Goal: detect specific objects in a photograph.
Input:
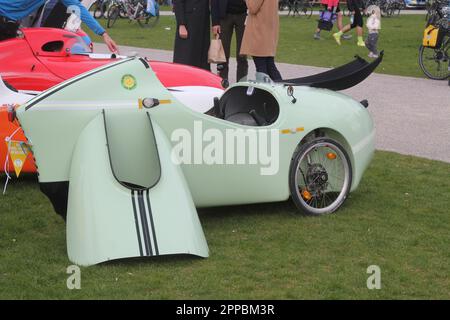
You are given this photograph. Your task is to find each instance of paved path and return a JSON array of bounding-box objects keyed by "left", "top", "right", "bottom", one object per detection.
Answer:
[{"left": 96, "top": 44, "right": 450, "bottom": 163}]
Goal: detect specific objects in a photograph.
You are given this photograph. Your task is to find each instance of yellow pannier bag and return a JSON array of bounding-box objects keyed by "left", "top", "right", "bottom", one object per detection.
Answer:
[{"left": 423, "top": 25, "right": 442, "bottom": 48}]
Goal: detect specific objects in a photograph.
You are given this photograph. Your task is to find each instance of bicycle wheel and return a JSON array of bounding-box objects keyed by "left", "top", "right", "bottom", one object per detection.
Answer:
[
  {"left": 136, "top": 9, "right": 160, "bottom": 28},
  {"left": 93, "top": 1, "right": 105, "bottom": 19},
  {"left": 289, "top": 138, "right": 352, "bottom": 216},
  {"left": 300, "top": 2, "right": 313, "bottom": 18},
  {"left": 342, "top": 7, "right": 350, "bottom": 17},
  {"left": 107, "top": 5, "right": 119, "bottom": 28},
  {"left": 418, "top": 37, "right": 450, "bottom": 80}
]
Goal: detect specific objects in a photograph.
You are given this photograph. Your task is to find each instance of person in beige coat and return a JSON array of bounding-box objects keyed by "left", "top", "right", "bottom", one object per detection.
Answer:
[{"left": 240, "top": 0, "right": 282, "bottom": 80}]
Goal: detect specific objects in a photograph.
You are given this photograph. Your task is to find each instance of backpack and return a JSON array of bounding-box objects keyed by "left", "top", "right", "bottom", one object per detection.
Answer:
[{"left": 318, "top": 10, "right": 336, "bottom": 31}]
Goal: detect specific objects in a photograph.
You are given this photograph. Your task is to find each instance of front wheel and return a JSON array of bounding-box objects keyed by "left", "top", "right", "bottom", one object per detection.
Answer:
[{"left": 289, "top": 138, "right": 353, "bottom": 216}]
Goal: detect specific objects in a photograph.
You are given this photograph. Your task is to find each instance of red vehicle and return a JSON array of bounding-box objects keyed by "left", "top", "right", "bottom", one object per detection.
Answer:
[
  {"left": 0, "top": 28, "right": 223, "bottom": 93},
  {"left": 0, "top": 28, "right": 224, "bottom": 175}
]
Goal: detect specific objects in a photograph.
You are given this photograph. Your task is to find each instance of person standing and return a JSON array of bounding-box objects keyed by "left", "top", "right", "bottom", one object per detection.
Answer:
[
  {"left": 332, "top": 0, "right": 365, "bottom": 47},
  {"left": 0, "top": 0, "right": 118, "bottom": 52},
  {"left": 240, "top": 0, "right": 281, "bottom": 81},
  {"left": 211, "top": 0, "right": 248, "bottom": 82},
  {"left": 173, "top": 0, "right": 211, "bottom": 71}
]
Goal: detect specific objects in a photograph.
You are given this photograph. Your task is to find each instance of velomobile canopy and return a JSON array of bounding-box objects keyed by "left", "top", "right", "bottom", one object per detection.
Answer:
[{"left": 277, "top": 52, "right": 384, "bottom": 91}]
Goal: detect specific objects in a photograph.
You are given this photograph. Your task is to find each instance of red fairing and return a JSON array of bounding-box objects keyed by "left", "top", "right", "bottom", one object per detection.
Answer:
[{"left": 0, "top": 28, "right": 223, "bottom": 91}]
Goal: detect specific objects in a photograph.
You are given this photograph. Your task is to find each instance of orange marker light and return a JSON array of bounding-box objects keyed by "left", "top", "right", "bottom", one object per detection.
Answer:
[
  {"left": 302, "top": 189, "right": 312, "bottom": 201},
  {"left": 327, "top": 152, "right": 337, "bottom": 160}
]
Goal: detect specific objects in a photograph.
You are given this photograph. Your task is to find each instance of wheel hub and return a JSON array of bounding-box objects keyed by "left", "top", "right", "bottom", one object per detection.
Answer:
[{"left": 306, "top": 163, "right": 328, "bottom": 193}]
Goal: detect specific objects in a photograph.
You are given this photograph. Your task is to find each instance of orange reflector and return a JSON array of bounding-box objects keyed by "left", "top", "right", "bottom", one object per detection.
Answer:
[
  {"left": 302, "top": 189, "right": 312, "bottom": 201},
  {"left": 327, "top": 152, "right": 337, "bottom": 160}
]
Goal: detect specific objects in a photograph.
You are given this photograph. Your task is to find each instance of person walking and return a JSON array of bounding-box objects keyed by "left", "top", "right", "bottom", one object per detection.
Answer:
[
  {"left": 313, "top": 0, "right": 351, "bottom": 41},
  {"left": 240, "top": 0, "right": 282, "bottom": 81},
  {"left": 332, "top": 0, "right": 365, "bottom": 47},
  {"left": 0, "top": 0, "right": 118, "bottom": 52},
  {"left": 173, "top": 0, "right": 211, "bottom": 71},
  {"left": 211, "top": 0, "right": 248, "bottom": 82}
]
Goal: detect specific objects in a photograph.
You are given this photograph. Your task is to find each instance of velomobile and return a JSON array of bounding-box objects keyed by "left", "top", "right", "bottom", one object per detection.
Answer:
[{"left": 12, "top": 57, "right": 375, "bottom": 266}]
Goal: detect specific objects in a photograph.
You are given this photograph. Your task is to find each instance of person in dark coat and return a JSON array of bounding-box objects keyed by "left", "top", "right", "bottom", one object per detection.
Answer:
[
  {"left": 173, "top": 0, "right": 210, "bottom": 71},
  {"left": 211, "top": 0, "right": 248, "bottom": 82}
]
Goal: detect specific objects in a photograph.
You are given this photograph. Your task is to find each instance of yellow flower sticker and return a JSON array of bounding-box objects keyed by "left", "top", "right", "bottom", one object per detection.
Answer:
[{"left": 121, "top": 74, "right": 137, "bottom": 90}]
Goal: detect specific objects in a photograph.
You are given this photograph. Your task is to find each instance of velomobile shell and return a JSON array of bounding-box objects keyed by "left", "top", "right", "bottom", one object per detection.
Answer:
[
  {"left": 278, "top": 52, "right": 384, "bottom": 91},
  {"left": 16, "top": 57, "right": 375, "bottom": 264},
  {"left": 67, "top": 111, "right": 208, "bottom": 266}
]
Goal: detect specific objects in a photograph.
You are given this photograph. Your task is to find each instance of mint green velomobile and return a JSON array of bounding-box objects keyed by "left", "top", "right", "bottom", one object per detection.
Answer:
[{"left": 16, "top": 57, "right": 375, "bottom": 266}]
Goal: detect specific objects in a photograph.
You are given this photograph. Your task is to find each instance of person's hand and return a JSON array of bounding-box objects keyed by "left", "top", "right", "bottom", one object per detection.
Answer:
[
  {"left": 102, "top": 33, "right": 119, "bottom": 54},
  {"left": 179, "top": 25, "right": 188, "bottom": 39},
  {"left": 212, "top": 25, "right": 221, "bottom": 35}
]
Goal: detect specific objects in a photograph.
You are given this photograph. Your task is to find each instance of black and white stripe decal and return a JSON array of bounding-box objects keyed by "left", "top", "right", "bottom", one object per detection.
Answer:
[{"left": 131, "top": 190, "right": 159, "bottom": 256}]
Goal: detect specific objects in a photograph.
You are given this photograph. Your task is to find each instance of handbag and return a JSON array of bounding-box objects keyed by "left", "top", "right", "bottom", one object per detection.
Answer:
[
  {"left": 318, "top": 10, "right": 335, "bottom": 31},
  {"left": 208, "top": 34, "right": 226, "bottom": 64}
]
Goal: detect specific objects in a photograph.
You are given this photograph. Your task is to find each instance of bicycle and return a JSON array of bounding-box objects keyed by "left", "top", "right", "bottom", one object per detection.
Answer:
[
  {"left": 345, "top": 0, "right": 404, "bottom": 17},
  {"left": 287, "top": 0, "right": 313, "bottom": 18},
  {"left": 418, "top": 0, "right": 449, "bottom": 80},
  {"left": 89, "top": 0, "right": 110, "bottom": 19},
  {"left": 107, "top": 0, "right": 160, "bottom": 28}
]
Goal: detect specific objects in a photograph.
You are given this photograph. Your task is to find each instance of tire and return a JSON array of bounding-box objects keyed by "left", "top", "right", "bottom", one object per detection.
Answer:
[
  {"left": 289, "top": 138, "right": 353, "bottom": 216},
  {"left": 301, "top": 3, "right": 313, "bottom": 19},
  {"left": 342, "top": 7, "right": 350, "bottom": 17},
  {"left": 137, "top": 10, "right": 160, "bottom": 28},
  {"left": 93, "top": 1, "right": 108, "bottom": 19},
  {"left": 418, "top": 38, "right": 450, "bottom": 80},
  {"left": 107, "top": 5, "right": 119, "bottom": 28},
  {"left": 92, "top": 1, "right": 103, "bottom": 19}
]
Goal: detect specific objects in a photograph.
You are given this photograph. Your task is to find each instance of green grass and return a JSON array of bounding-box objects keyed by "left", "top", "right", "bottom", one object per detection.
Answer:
[
  {"left": 0, "top": 151, "right": 449, "bottom": 299},
  {"left": 86, "top": 14, "right": 427, "bottom": 78}
]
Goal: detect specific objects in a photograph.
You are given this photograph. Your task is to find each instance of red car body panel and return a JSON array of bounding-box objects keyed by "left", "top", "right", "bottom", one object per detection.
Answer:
[
  {"left": 0, "top": 28, "right": 222, "bottom": 174},
  {"left": 0, "top": 28, "right": 223, "bottom": 92}
]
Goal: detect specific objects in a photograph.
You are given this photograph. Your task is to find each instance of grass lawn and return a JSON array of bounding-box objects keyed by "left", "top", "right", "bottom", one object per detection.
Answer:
[
  {"left": 86, "top": 14, "right": 427, "bottom": 78},
  {"left": 0, "top": 151, "right": 449, "bottom": 299}
]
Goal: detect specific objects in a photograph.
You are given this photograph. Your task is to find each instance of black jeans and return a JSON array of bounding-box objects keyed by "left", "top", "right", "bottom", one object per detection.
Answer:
[
  {"left": 0, "top": 16, "right": 19, "bottom": 41},
  {"left": 252, "top": 57, "right": 282, "bottom": 81},
  {"left": 218, "top": 13, "right": 248, "bottom": 81}
]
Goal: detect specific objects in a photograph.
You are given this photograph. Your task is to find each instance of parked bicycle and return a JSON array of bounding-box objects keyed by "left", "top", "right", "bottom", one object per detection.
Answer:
[
  {"left": 107, "top": 0, "right": 160, "bottom": 28},
  {"left": 418, "top": 0, "right": 449, "bottom": 80},
  {"left": 89, "top": 0, "right": 110, "bottom": 19},
  {"left": 279, "top": 0, "right": 313, "bottom": 18},
  {"left": 343, "top": 0, "right": 405, "bottom": 17}
]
